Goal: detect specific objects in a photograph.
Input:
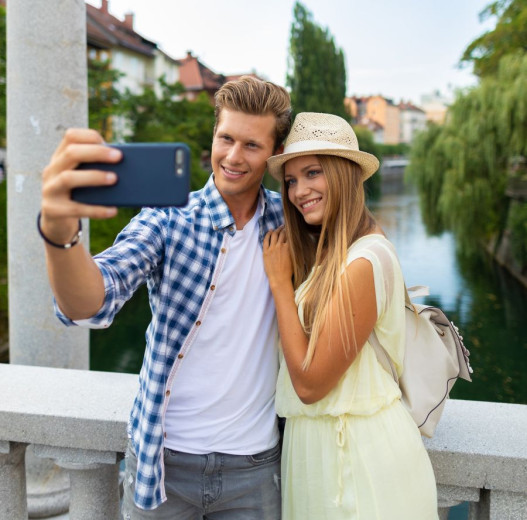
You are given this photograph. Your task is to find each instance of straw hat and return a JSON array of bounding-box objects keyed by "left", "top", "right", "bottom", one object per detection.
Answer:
[{"left": 267, "top": 112, "right": 380, "bottom": 181}]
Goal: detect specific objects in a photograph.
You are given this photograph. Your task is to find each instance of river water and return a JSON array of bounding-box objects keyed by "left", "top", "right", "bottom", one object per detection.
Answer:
[{"left": 90, "top": 183, "right": 527, "bottom": 407}]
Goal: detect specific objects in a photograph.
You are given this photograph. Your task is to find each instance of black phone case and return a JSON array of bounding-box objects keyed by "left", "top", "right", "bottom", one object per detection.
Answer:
[{"left": 72, "top": 143, "right": 191, "bottom": 207}]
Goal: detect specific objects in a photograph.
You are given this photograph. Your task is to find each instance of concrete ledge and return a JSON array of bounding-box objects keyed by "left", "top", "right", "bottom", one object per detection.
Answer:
[
  {"left": 1, "top": 364, "right": 527, "bottom": 519},
  {"left": 0, "top": 364, "right": 138, "bottom": 453},
  {"left": 424, "top": 399, "right": 527, "bottom": 493}
]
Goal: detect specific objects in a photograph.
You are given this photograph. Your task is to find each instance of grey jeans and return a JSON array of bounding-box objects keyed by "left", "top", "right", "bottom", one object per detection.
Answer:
[{"left": 121, "top": 442, "right": 281, "bottom": 519}]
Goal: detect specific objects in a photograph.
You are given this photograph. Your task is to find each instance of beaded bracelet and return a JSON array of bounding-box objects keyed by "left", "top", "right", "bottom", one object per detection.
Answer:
[{"left": 37, "top": 211, "right": 83, "bottom": 249}]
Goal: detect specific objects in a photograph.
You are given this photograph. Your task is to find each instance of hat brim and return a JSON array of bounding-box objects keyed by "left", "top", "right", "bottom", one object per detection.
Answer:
[{"left": 267, "top": 148, "right": 379, "bottom": 182}]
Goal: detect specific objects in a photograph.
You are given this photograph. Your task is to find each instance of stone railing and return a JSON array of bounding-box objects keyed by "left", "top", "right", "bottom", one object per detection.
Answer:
[
  {"left": 0, "top": 364, "right": 526, "bottom": 520},
  {"left": 424, "top": 399, "right": 527, "bottom": 520},
  {"left": 0, "top": 364, "right": 137, "bottom": 520}
]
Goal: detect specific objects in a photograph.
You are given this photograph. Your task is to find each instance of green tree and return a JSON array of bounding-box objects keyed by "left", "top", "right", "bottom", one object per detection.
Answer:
[
  {"left": 353, "top": 126, "right": 382, "bottom": 198},
  {"left": 123, "top": 79, "right": 213, "bottom": 190},
  {"left": 407, "top": 53, "right": 527, "bottom": 256},
  {"left": 88, "top": 58, "right": 125, "bottom": 140},
  {"left": 287, "top": 2, "right": 347, "bottom": 118},
  {"left": 0, "top": 177, "right": 7, "bottom": 360},
  {"left": 0, "top": 6, "right": 6, "bottom": 344},
  {"left": 0, "top": 5, "right": 6, "bottom": 147},
  {"left": 405, "top": 122, "right": 449, "bottom": 235},
  {"left": 460, "top": 0, "right": 527, "bottom": 78},
  {"left": 0, "top": 178, "right": 6, "bottom": 315}
]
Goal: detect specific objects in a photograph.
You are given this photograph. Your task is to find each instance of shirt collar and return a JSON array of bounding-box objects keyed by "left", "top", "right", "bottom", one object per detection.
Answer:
[{"left": 203, "top": 174, "right": 272, "bottom": 234}]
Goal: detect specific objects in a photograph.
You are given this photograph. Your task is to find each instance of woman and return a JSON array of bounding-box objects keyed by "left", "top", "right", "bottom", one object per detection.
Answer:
[{"left": 263, "top": 112, "right": 438, "bottom": 519}]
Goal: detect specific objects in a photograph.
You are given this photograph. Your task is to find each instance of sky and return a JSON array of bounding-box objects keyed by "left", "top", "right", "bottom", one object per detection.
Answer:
[{"left": 87, "top": 0, "right": 496, "bottom": 106}]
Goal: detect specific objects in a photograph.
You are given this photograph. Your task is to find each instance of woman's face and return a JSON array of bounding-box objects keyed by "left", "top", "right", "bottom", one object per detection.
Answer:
[{"left": 284, "top": 155, "right": 329, "bottom": 226}]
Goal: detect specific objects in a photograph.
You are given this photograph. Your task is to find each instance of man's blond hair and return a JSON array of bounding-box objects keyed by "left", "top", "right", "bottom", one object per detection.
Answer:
[{"left": 214, "top": 76, "right": 292, "bottom": 151}]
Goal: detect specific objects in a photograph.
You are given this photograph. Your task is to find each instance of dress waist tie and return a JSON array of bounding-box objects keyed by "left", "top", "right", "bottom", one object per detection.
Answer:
[{"left": 334, "top": 415, "right": 347, "bottom": 507}]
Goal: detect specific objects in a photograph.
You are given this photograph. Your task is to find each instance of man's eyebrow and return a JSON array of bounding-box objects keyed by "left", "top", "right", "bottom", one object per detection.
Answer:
[{"left": 245, "top": 135, "right": 267, "bottom": 145}]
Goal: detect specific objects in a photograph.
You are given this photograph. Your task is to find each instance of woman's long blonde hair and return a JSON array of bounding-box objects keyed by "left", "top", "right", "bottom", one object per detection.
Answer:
[{"left": 282, "top": 155, "right": 376, "bottom": 369}]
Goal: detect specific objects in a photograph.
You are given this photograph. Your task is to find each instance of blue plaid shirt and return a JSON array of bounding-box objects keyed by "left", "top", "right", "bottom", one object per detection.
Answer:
[{"left": 56, "top": 175, "right": 283, "bottom": 509}]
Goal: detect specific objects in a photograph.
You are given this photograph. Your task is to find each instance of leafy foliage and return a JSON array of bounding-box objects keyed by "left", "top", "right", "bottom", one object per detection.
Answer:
[
  {"left": 407, "top": 53, "right": 527, "bottom": 256},
  {"left": 89, "top": 208, "right": 139, "bottom": 255},
  {"left": 0, "top": 178, "right": 6, "bottom": 315},
  {"left": 122, "top": 79, "right": 213, "bottom": 190},
  {"left": 508, "top": 202, "right": 527, "bottom": 266},
  {"left": 0, "top": 6, "right": 5, "bottom": 147},
  {"left": 460, "top": 0, "right": 527, "bottom": 78},
  {"left": 287, "top": 2, "right": 347, "bottom": 118},
  {"left": 353, "top": 126, "right": 382, "bottom": 198},
  {"left": 0, "top": 6, "right": 5, "bottom": 300},
  {"left": 377, "top": 142, "right": 410, "bottom": 157},
  {"left": 88, "top": 58, "right": 126, "bottom": 140}
]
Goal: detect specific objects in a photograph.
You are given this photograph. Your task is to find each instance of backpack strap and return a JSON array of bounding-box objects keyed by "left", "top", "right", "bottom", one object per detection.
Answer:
[
  {"left": 369, "top": 285, "right": 430, "bottom": 383},
  {"left": 369, "top": 330, "right": 399, "bottom": 383},
  {"left": 405, "top": 285, "right": 429, "bottom": 307}
]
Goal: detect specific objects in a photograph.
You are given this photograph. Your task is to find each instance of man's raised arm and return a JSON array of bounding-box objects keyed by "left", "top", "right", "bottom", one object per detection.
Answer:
[{"left": 39, "top": 128, "right": 121, "bottom": 320}]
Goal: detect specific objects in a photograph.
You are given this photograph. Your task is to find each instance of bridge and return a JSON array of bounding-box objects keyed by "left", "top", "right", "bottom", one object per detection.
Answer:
[{"left": 380, "top": 157, "right": 410, "bottom": 180}]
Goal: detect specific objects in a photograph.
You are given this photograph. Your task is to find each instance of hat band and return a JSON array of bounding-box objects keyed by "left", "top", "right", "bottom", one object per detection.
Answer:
[{"left": 283, "top": 139, "right": 356, "bottom": 155}]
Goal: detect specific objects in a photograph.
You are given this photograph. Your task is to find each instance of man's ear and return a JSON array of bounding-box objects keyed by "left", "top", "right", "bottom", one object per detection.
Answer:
[{"left": 274, "top": 144, "right": 284, "bottom": 155}]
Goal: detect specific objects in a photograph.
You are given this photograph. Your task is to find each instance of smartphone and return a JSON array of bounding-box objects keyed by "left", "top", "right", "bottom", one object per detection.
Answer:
[{"left": 72, "top": 143, "right": 191, "bottom": 207}]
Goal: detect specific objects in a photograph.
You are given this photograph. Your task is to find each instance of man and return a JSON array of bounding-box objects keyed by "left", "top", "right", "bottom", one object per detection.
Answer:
[{"left": 39, "top": 76, "right": 291, "bottom": 519}]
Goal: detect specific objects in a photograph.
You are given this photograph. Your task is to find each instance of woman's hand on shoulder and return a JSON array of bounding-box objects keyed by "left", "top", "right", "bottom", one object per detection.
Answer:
[{"left": 263, "top": 226, "right": 293, "bottom": 291}]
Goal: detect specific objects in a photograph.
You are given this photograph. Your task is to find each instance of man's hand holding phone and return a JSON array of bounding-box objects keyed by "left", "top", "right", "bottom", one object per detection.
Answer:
[
  {"left": 41, "top": 129, "right": 191, "bottom": 249},
  {"left": 40, "top": 128, "right": 122, "bottom": 245}
]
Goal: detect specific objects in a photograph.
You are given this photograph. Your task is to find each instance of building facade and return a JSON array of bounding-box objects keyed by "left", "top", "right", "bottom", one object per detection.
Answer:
[
  {"left": 399, "top": 101, "right": 427, "bottom": 144},
  {"left": 420, "top": 90, "right": 450, "bottom": 124},
  {"left": 346, "top": 95, "right": 401, "bottom": 144}
]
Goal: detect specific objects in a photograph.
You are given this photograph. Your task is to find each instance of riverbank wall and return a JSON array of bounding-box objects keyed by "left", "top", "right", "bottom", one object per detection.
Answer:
[{"left": 489, "top": 177, "right": 527, "bottom": 290}]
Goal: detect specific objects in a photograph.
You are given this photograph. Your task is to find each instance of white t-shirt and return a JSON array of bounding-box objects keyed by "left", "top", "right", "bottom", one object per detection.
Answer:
[{"left": 163, "top": 203, "right": 279, "bottom": 454}]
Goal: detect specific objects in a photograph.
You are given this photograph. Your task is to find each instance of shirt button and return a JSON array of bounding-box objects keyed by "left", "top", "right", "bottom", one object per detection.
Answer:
[
  {"left": 178, "top": 353, "right": 184, "bottom": 359},
  {"left": 221, "top": 248, "right": 226, "bottom": 254},
  {"left": 164, "top": 432, "right": 167, "bottom": 438},
  {"left": 196, "top": 320, "right": 201, "bottom": 326},
  {"left": 165, "top": 390, "right": 171, "bottom": 397},
  {"left": 210, "top": 285, "right": 216, "bottom": 291}
]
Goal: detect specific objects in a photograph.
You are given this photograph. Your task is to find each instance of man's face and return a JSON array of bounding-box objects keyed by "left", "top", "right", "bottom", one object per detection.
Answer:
[{"left": 211, "top": 109, "right": 276, "bottom": 204}]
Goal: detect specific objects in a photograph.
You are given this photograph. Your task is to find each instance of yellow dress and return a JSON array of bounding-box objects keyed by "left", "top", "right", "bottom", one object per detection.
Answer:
[{"left": 275, "top": 234, "right": 439, "bottom": 519}]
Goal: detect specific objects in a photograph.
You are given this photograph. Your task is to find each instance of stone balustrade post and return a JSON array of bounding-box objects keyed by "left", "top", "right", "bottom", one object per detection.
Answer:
[
  {"left": 61, "top": 462, "right": 121, "bottom": 520},
  {"left": 488, "top": 490, "right": 527, "bottom": 520},
  {"left": 33, "top": 445, "right": 123, "bottom": 520},
  {"left": 469, "top": 490, "right": 490, "bottom": 520},
  {"left": 0, "top": 441, "right": 28, "bottom": 520},
  {"left": 437, "top": 507, "right": 450, "bottom": 520},
  {"left": 436, "top": 484, "right": 480, "bottom": 519}
]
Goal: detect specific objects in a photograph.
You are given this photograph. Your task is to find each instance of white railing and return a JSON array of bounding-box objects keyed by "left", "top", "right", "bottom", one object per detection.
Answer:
[{"left": 0, "top": 364, "right": 526, "bottom": 519}]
